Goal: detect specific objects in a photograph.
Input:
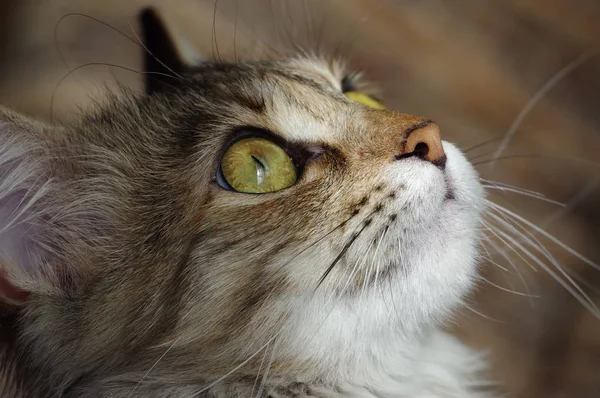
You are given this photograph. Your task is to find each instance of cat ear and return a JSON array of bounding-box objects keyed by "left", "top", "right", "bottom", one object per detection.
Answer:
[
  {"left": 0, "top": 109, "right": 91, "bottom": 304},
  {"left": 139, "top": 7, "right": 204, "bottom": 95}
]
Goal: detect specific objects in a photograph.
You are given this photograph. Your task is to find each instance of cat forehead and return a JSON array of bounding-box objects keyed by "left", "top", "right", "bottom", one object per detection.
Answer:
[
  {"left": 181, "top": 58, "right": 358, "bottom": 142},
  {"left": 281, "top": 57, "right": 346, "bottom": 90},
  {"left": 185, "top": 57, "right": 346, "bottom": 96}
]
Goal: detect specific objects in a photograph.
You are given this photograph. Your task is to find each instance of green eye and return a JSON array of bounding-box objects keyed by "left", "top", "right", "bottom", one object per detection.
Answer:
[
  {"left": 345, "top": 91, "right": 386, "bottom": 110},
  {"left": 219, "top": 138, "right": 297, "bottom": 193}
]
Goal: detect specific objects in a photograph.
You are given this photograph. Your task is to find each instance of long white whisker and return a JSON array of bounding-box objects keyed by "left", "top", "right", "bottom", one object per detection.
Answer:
[
  {"left": 482, "top": 185, "right": 565, "bottom": 207},
  {"left": 540, "top": 176, "right": 600, "bottom": 228},
  {"left": 481, "top": 225, "right": 536, "bottom": 307},
  {"left": 489, "top": 50, "right": 598, "bottom": 169},
  {"left": 488, "top": 201, "right": 600, "bottom": 271},
  {"left": 480, "top": 178, "right": 548, "bottom": 197},
  {"left": 254, "top": 337, "right": 279, "bottom": 398},
  {"left": 482, "top": 219, "right": 537, "bottom": 272},
  {"left": 484, "top": 212, "right": 600, "bottom": 317},
  {"left": 251, "top": 339, "right": 271, "bottom": 397},
  {"left": 487, "top": 204, "right": 554, "bottom": 262},
  {"left": 479, "top": 245, "right": 512, "bottom": 274},
  {"left": 477, "top": 274, "right": 540, "bottom": 298},
  {"left": 462, "top": 304, "right": 504, "bottom": 324},
  {"left": 562, "top": 266, "right": 600, "bottom": 296}
]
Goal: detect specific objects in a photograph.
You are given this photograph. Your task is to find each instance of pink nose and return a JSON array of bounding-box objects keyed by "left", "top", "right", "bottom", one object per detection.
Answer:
[{"left": 399, "top": 122, "right": 446, "bottom": 168}]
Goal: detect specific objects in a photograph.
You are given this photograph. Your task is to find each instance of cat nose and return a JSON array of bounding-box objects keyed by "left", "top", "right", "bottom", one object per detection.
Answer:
[{"left": 396, "top": 122, "right": 446, "bottom": 168}]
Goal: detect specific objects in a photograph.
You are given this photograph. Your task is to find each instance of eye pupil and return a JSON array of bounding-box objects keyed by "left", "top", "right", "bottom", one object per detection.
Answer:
[
  {"left": 251, "top": 155, "right": 266, "bottom": 170},
  {"left": 251, "top": 155, "right": 266, "bottom": 185}
]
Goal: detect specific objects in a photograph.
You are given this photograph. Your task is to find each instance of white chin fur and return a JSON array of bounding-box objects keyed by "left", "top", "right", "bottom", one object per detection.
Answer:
[{"left": 276, "top": 140, "right": 486, "bottom": 395}]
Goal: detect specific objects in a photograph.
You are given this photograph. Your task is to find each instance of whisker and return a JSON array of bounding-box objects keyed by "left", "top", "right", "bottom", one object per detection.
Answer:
[
  {"left": 482, "top": 219, "right": 537, "bottom": 272},
  {"left": 483, "top": 254, "right": 524, "bottom": 292},
  {"left": 488, "top": 202, "right": 600, "bottom": 302},
  {"left": 482, "top": 184, "right": 565, "bottom": 207},
  {"left": 490, "top": 50, "right": 599, "bottom": 169},
  {"left": 233, "top": 0, "right": 240, "bottom": 64},
  {"left": 489, "top": 221, "right": 597, "bottom": 316},
  {"left": 254, "top": 337, "right": 278, "bottom": 398},
  {"left": 477, "top": 275, "right": 540, "bottom": 298},
  {"left": 373, "top": 228, "right": 395, "bottom": 317},
  {"left": 250, "top": 338, "right": 270, "bottom": 398},
  {"left": 481, "top": 227, "right": 536, "bottom": 307},
  {"left": 317, "top": 222, "right": 369, "bottom": 287},
  {"left": 481, "top": 178, "right": 548, "bottom": 198},
  {"left": 462, "top": 304, "right": 505, "bottom": 324},
  {"left": 540, "top": 176, "right": 600, "bottom": 228},
  {"left": 323, "top": 226, "right": 379, "bottom": 313},
  {"left": 53, "top": 13, "right": 182, "bottom": 80},
  {"left": 276, "top": 217, "right": 355, "bottom": 277},
  {"left": 479, "top": 239, "right": 512, "bottom": 273},
  {"left": 50, "top": 62, "right": 179, "bottom": 121},
  {"left": 372, "top": 226, "right": 389, "bottom": 291},
  {"left": 314, "top": 0, "right": 333, "bottom": 56},
  {"left": 127, "top": 19, "right": 184, "bottom": 79},
  {"left": 488, "top": 201, "right": 600, "bottom": 271},
  {"left": 563, "top": 266, "right": 600, "bottom": 296},
  {"left": 473, "top": 153, "right": 600, "bottom": 168},
  {"left": 212, "top": 0, "right": 223, "bottom": 62},
  {"left": 359, "top": 239, "right": 377, "bottom": 305},
  {"left": 488, "top": 205, "right": 555, "bottom": 262},
  {"left": 463, "top": 137, "right": 504, "bottom": 155},
  {"left": 484, "top": 210, "right": 600, "bottom": 316},
  {"left": 301, "top": 0, "right": 314, "bottom": 48},
  {"left": 331, "top": 0, "right": 385, "bottom": 61}
]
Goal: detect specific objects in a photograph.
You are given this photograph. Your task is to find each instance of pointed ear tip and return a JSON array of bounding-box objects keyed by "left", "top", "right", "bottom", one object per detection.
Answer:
[
  {"left": 139, "top": 6, "right": 159, "bottom": 23},
  {"left": 139, "top": 5, "right": 190, "bottom": 95}
]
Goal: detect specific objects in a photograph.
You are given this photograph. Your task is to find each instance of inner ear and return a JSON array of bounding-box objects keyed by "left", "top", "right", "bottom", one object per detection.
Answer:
[
  {"left": 0, "top": 269, "right": 29, "bottom": 306},
  {"left": 139, "top": 8, "right": 191, "bottom": 95},
  {"left": 0, "top": 110, "right": 96, "bottom": 304}
]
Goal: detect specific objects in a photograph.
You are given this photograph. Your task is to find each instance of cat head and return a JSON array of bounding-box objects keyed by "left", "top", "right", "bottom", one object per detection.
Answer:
[{"left": 0, "top": 8, "right": 484, "bottom": 395}]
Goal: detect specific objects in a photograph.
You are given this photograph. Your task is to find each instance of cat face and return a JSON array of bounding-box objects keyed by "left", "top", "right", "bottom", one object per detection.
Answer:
[
  {"left": 0, "top": 56, "right": 484, "bottom": 394},
  {"left": 180, "top": 58, "right": 485, "bottom": 377}
]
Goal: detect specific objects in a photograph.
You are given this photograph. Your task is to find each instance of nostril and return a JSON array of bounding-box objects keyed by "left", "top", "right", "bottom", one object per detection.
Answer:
[
  {"left": 413, "top": 142, "right": 429, "bottom": 160},
  {"left": 396, "top": 121, "right": 446, "bottom": 168}
]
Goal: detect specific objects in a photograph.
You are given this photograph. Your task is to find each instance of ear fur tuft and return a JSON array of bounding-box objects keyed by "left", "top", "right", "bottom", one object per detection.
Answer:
[{"left": 0, "top": 110, "right": 92, "bottom": 302}]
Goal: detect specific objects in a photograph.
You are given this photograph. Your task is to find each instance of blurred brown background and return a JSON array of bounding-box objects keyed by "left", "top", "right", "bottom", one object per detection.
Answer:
[{"left": 1, "top": 1, "right": 599, "bottom": 396}]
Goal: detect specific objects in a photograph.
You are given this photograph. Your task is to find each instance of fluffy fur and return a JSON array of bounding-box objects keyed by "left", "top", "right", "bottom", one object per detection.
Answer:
[{"left": 0, "top": 54, "right": 490, "bottom": 397}]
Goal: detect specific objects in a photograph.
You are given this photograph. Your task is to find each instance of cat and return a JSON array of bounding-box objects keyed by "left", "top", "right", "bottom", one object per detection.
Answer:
[{"left": 0, "top": 8, "right": 493, "bottom": 397}]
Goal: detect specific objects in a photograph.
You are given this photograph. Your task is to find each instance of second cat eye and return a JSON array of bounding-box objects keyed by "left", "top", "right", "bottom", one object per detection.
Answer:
[
  {"left": 218, "top": 138, "right": 298, "bottom": 193},
  {"left": 344, "top": 91, "right": 386, "bottom": 110}
]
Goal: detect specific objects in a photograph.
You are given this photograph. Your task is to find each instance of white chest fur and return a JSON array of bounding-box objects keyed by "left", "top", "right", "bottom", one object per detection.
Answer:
[
  {"left": 328, "top": 331, "right": 494, "bottom": 398},
  {"left": 210, "top": 330, "right": 496, "bottom": 398}
]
